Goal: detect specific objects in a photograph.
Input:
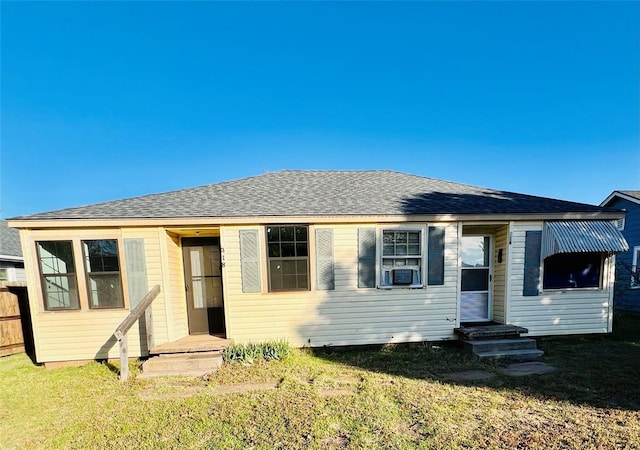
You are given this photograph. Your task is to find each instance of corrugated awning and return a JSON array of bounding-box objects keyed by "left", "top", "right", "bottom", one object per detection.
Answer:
[{"left": 542, "top": 221, "right": 629, "bottom": 259}]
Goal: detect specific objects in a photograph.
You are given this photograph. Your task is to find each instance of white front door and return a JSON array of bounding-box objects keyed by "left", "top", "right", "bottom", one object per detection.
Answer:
[{"left": 460, "top": 235, "right": 492, "bottom": 322}]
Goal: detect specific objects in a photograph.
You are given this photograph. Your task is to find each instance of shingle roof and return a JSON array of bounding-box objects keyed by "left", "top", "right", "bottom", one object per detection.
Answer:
[
  {"left": 11, "top": 170, "right": 616, "bottom": 221},
  {"left": 618, "top": 191, "right": 640, "bottom": 201},
  {"left": 0, "top": 219, "right": 23, "bottom": 258}
]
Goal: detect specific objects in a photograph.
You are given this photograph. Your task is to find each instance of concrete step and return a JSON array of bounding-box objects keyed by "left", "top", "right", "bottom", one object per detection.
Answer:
[
  {"left": 463, "top": 338, "right": 538, "bottom": 353},
  {"left": 476, "top": 348, "right": 544, "bottom": 362},
  {"left": 140, "top": 352, "right": 223, "bottom": 378}
]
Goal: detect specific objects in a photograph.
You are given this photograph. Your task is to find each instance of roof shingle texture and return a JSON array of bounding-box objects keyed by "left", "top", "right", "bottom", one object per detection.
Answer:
[
  {"left": 619, "top": 191, "right": 640, "bottom": 201},
  {"left": 0, "top": 219, "right": 23, "bottom": 257},
  {"left": 12, "top": 170, "right": 614, "bottom": 220}
]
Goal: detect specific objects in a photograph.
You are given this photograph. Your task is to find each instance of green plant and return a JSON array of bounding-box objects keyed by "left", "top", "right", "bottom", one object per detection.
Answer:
[{"left": 223, "top": 339, "right": 291, "bottom": 364}]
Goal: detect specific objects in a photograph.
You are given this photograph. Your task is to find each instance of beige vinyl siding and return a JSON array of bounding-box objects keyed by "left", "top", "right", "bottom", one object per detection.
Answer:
[
  {"left": 491, "top": 225, "right": 508, "bottom": 323},
  {"left": 221, "top": 223, "right": 459, "bottom": 346},
  {"left": 508, "top": 222, "right": 613, "bottom": 336},
  {"left": 165, "top": 232, "right": 187, "bottom": 339},
  {"left": 20, "top": 227, "right": 173, "bottom": 363}
]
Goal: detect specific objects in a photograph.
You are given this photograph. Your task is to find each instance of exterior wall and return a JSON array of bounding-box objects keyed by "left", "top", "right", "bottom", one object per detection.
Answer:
[
  {"left": 507, "top": 222, "right": 614, "bottom": 336},
  {"left": 21, "top": 227, "right": 174, "bottom": 363},
  {"left": 221, "top": 223, "right": 460, "bottom": 347},
  {"left": 165, "top": 232, "right": 188, "bottom": 339},
  {"left": 491, "top": 225, "right": 508, "bottom": 324},
  {"left": 607, "top": 197, "right": 640, "bottom": 312},
  {"left": 0, "top": 261, "right": 26, "bottom": 282}
]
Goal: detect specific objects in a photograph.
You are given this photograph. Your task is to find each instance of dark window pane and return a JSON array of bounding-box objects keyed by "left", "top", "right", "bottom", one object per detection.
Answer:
[
  {"left": 395, "top": 232, "right": 407, "bottom": 243},
  {"left": 396, "top": 245, "right": 407, "bottom": 256},
  {"left": 268, "top": 243, "right": 281, "bottom": 257},
  {"left": 267, "top": 227, "right": 280, "bottom": 242},
  {"left": 461, "top": 269, "right": 489, "bottom": 291},
  {"left": 543, "top": 253, "right": 602, "bottom": 289},
  {"left": 280, "top": 227, "right": 294, "bottom": 241},
  {"left": 295, "top": 226, "right": 307, "bottom": 242},
  {"left": 266, "top": 226, "right": 309, "bottom": 292},
  {"left": 383, "top": 245, "right": 394, "bottom": 256},
  {"left": 296, "top": 243, "right": 308, "bottom": 257},
  {"left": 297, "top": 274, "right": 308, "bottom": 289},
  {"left": 83, "top": 239, "right": 123, "bottom": 309},
  {"left": 408, "top": 232, "right": 420, "bottom": 243},
  {"left": 408, "top": 244, "right": 420, "bottom": 255},
  {"left": 281, "top": 243, "right": 296, "bottom": 257}
]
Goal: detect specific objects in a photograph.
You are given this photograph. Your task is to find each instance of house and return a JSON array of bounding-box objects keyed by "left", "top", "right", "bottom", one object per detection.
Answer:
[
  {"left": 0, "top": 219, "right": 25, "bottom": 284},
  {"left": 600, "top": 191, "right": 640, "bottom": 312},
  {"left": 7, "top": 170, "right": 628, "bottom": 366}
]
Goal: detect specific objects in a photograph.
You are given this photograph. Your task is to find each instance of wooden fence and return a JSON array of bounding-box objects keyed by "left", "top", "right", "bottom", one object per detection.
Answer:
[{"left": 0, "top": 288, "right": 24, "bottom": 357}]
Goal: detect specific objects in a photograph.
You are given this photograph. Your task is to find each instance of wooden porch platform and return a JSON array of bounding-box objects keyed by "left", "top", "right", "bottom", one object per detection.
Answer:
[{"left": 150, "top": 334, "right": 231, "bottom": 355}]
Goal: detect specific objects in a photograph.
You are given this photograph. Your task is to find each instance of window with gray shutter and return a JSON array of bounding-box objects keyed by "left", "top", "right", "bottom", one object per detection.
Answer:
[
  {"left": 427, "top": 226, "right": 445, "bottom": 285},
  {"left": 124, "top": 238, "right": 148, "bottom": 309},
  {"left": 358, "top": 228, "right": 376, "bottom": 288},
  {"left": 315, "top": 229, "right": 334, "bottom": 290},
  {"left": 240, "top": 230, "right": 261, "bottom": 293},
  {"left": 523, "top": 230, "right": 542, "bottom": 296}
]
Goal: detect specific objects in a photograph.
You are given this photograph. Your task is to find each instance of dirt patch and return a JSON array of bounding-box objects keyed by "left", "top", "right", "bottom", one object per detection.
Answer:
[
  {"left": 500, "top": 362, "right": 557, "bottom": 377},
  {"left": 211, "top": 380, "right": 281, "bottom": 394},
  {"left": 318, "top": 386, "right": 358, "bottom": 396}
]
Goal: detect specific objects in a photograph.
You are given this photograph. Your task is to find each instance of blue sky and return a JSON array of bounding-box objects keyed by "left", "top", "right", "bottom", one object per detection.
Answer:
[{"left": 1, "top": 1, "right": 638, "bottom": 218}]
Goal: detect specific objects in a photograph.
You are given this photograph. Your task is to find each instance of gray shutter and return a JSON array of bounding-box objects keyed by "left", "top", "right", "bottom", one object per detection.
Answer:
[
  {"left": 315, "top": 229, "right": 335, "bottom": 290},
  {"left": 427, "top": 226, "right": 445, "bottom": 285},
  {"left": 124, "top": 239, "right": 149, "bottom": 309},
  {"left": 358, "top": 228, "right": 376, "bottom": 288},
  {"left": 523, "top": 230, "right": 542, "bottom": 296},
  {"left": 240, "top": 230, "right": 261, "bottom": 293}
]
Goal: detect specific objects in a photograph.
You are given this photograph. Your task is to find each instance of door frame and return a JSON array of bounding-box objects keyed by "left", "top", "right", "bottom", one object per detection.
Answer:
[
  {"left": 459, "top": 233, "right": 494, "bottom": 323},
  {"left": 181, "top": 237, "right": 226, "bottom": 336}
]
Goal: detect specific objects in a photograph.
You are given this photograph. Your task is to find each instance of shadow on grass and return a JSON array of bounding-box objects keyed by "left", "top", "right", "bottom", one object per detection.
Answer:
[{"left": 311, "top": 313, "right": 640, "bottom": 412}]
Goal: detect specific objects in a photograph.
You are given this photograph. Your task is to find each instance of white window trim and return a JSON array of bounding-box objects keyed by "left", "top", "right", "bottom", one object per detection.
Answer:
[
  {"left": 632, "top": 246, "right": 640, "bottom": 289},
  {"left": 376, "top": 225, "right": 427, "bottom": 289}
]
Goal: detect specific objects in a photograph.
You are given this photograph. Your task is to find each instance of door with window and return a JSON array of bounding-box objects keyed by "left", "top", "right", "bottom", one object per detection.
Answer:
[
  {"left": 182, "top": 238, "right": 225, "bottom": 335},
  {"left": 460, "top": 235, "right": 492, "bottom": 322}
]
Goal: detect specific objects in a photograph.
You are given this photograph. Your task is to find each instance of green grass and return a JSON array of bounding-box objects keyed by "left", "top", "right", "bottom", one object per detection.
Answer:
[{"left": 2, "top": 316, "right": 640, "bottom": 449}]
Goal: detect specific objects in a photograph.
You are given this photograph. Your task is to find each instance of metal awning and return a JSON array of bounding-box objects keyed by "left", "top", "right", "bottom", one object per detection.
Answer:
[{"left": 542, "top": 221, "right": 628, "bottom": 259}]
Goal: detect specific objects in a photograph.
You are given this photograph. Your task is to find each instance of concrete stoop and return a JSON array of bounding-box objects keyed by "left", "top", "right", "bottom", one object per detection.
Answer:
[
  {"left": 139, "top": 351, "right": 223, "bottom": 378},
  {"left": 456, "top": 325, "right": 544, "bottom": 362}
]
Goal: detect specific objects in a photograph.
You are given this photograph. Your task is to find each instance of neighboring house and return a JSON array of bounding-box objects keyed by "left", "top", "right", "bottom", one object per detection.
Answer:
[
  {"left": 8, "top": 170, "right": 628, "bottom": 365},
  {"left": 601, "top": 191, "right": 640, "bottom": 312},
  {"left": 0, "top": 219, "right": 25, "bottom": 283}
]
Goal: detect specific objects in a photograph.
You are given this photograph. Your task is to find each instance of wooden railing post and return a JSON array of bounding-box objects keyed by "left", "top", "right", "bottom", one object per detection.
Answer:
[{"left": 113, "top": 285, "right": 161, "bottom": 382}]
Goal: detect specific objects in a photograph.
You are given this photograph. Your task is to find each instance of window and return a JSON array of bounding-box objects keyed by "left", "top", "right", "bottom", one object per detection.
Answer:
[
  {"left": 380, "top": 229, "right": 424, "bottom": 287},
  {"left": 37, "top": 241, "right": 79, "bottom": 310},
  {"left": 632, "top": 246, "right": 640, "bottom": 289},
  {"left": 543, "top": 252, "right": 602, "bottom": 290},
  {"left": 266, "top": 226, "right": 309, "bottom": 291},
  {"left": 83, "top": 239, "right": 124, "bottom": 308},
  {"left": 0, "top": 268, "right": 8, "bottom": 282}
]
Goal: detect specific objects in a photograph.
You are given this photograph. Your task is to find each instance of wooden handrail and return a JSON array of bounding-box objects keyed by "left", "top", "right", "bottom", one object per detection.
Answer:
[
  {"left": 114, "top": 285, "right": 161, "bottom": 341},
  {"left": 114, "top": 285, "right": 160, "bottom": 381}
]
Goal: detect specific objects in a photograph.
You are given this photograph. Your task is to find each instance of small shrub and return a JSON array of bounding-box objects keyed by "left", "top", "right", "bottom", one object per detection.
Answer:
[{"left": 223, "top": 339, "right": 291, "bottom": 365}]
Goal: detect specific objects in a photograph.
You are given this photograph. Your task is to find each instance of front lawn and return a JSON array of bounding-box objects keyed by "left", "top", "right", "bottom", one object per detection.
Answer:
[{"left": 2, "top": 314, "right": 639, "bottom": 449}]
